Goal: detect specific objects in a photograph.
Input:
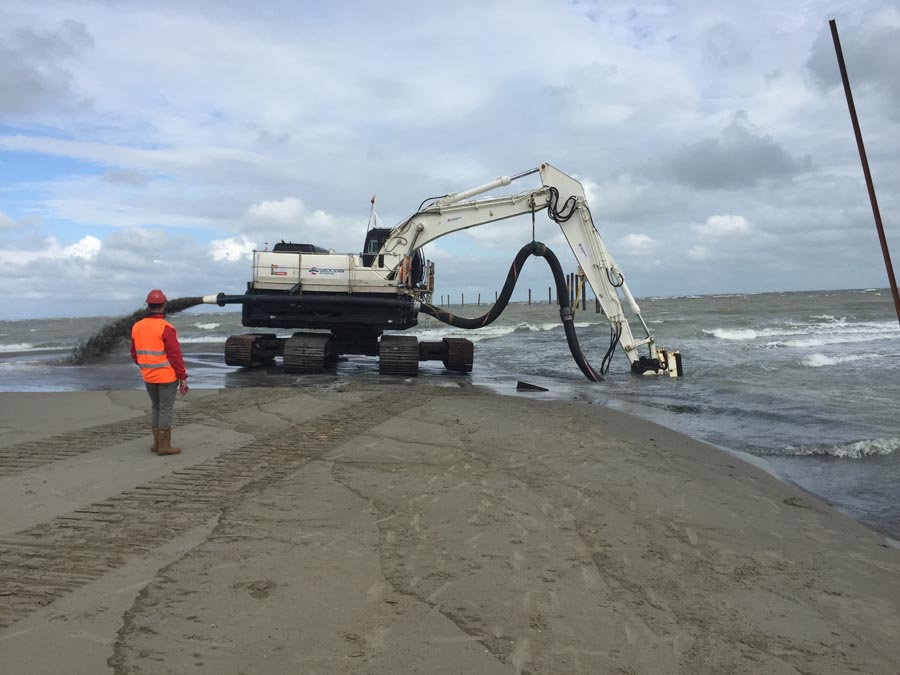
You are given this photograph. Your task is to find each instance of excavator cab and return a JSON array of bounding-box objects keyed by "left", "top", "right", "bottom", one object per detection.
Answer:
[
  {"left": 361, "top": 228, "right": 391, "bottom": 267},
  {"left": 362, "top": 228, "right": 425, "bottom": 285}
]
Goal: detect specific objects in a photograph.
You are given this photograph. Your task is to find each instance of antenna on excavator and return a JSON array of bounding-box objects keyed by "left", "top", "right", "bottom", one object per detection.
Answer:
[{"left": 367, "top": 194, "right": 378, "bottom": 230}]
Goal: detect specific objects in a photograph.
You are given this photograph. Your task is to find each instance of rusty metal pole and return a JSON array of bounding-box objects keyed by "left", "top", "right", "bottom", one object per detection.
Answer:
[{"left": 830, "top": 19, "right": 900, "bottom": 324}]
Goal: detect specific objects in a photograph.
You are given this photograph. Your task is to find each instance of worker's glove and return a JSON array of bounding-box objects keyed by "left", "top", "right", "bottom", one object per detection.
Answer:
[{"left": 179, "top": 380, "right": 189, "bottom": 396}]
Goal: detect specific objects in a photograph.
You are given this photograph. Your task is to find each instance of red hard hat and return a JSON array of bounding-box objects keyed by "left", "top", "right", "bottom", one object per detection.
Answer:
[{"left": 146, "top": 289, "right": 168, "bottom": 304}]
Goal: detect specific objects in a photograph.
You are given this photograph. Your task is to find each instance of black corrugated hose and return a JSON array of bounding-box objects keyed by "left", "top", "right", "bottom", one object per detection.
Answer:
[{"left": 419, "top": 242, "right": 604, "bottom": 382}]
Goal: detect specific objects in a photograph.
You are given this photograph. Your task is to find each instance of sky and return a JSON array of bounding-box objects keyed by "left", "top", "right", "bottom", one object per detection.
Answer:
[{"left": 1, "top": 0, "right": 899, "bottom": 319}]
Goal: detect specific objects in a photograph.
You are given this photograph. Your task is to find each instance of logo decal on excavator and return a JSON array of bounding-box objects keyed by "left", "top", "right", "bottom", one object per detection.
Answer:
[
  {"left": 270, "top": 264, "right": 288, "bottom": 276},
  {"left": 308, "top": 267, "right": 346, "bottom": 276}
]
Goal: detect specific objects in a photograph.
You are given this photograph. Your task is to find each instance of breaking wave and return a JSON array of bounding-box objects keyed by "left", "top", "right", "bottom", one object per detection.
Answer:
[
  {"left": 194, "top": 322, "right": 220, "bottom": 330},
  {"left": 707, "top": 319, "right": 899, "bottom": 347},
  {"left": 704, "top": 328, "right": 759, "bottom": 340},
  {"left": 766, "top": 437, "right": 900, "bottom": 459},
  {"left": 410, "top": 320, "right": 588, "bottom": 343},
  {"left": 802, "top": 353, "right": 881, "bottom": 367},
  {"left": 704, "top": 327, "right": 806, "bottom": 340},
  {"left": 0, "top": 342, "right": 36, "bottom": 352},
  {"left": 178, "top": 336, "right": 231, "bottom": 344}
]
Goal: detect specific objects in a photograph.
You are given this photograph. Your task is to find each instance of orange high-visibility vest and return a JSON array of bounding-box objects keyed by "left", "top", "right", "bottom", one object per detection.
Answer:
[{"left": 132, "top": 317, "right": 177, "bottom": 384}]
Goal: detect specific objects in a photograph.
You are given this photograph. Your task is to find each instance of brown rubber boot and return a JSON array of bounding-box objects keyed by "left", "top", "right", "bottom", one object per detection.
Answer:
[
  {"left": 150, "top": 427, "right": 160, "bottom": 454},
  {"left": 156, "top": 428, "right": 181, "bottom": 456}
]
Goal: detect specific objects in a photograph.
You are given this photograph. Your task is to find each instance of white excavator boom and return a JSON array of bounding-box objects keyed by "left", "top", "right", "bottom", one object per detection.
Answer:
[{"left": 376, "top": 163, "right": 659, "bottom": 366}]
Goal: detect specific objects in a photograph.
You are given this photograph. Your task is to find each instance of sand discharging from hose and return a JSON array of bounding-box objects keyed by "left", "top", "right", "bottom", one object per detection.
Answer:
[{"left": 68, "top": 297, "right": 203, "bottom": 365}]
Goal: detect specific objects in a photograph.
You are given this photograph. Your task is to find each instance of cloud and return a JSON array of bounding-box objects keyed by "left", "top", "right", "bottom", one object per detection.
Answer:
[
  {"left": 209, "top": 235, "right": 256, "bottom": 262},
  {"left": 0, "top": 234, "right": 101, "bottom": 266},
  {"left": 101, "top": 168, "right": 150, "bottom": 186},
  {"left": 0, "top": 19, "right": 93, "bottom": 116},
  {"left": 687, "top": 245, "right": 711, "bottom": 261},
  {"left": 664, "top": 117, "right": 811, "bottom": 189},
  {"left": 692, "top": 214, "right": 752, "bottom": 237},
  {"left": 806, "top": 9, "right": 900, "bottom": 116},
  {"left": 618, "top": 233, "right": 657, "bottom": 255},
  {"left": 0, "top": 209, "right": 16, "bottom": 230},
  {"left": 0, "top": 1, "right": 899, "bottom": 317},
  {"left": 62, "top": 234, "right": 102, "bottom": 259},
  {"left": 244, "top": 197, "right": 312, "bottom": 228}
]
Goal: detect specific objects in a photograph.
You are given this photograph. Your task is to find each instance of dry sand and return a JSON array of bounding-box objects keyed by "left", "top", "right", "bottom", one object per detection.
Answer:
[{"left": 1, "top": 381, "right": 899, "bottom": 674}]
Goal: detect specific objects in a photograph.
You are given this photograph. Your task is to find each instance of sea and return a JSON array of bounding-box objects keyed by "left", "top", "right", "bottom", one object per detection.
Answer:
[{"left": 1, "top": 288, "right": 898, "bottom": 542}]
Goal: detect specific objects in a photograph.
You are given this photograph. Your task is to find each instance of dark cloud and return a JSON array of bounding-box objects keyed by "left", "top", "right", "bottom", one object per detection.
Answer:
[
  {"left": 664, "top": 118, "right": 811, "bottom": 189},
  {"left": 0, "top": 20, "right": 92, "bottom": 117},
  {"left": 701, "top": 21, "right": 749, "bottom": 68},
  {"left": 101, "top": 169, "right": 150, "bottom": 186},
  {"left": 806, "top": 19, "right": 900, "bottom": 117}
]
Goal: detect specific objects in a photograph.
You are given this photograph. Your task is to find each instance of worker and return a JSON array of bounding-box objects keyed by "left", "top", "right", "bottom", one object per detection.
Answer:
[{"left": 130, "top": 289, "right": 188, "bottom": 456}]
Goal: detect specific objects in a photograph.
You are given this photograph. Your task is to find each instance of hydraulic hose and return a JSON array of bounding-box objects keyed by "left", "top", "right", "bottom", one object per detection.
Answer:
[{"left": 420, "top": 242, "right": 603, "bottom": 382}]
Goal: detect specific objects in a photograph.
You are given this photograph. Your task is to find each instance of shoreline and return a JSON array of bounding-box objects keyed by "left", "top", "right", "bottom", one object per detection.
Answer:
[
  {"left": 1, "top": 382, "right": 899, "bottom": 673},
  {"left": 1, "top": 355, "right": 897, "bottom": 544}
]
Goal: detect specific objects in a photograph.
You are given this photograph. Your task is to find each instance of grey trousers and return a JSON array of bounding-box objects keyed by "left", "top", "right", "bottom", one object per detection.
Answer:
[{"left": 145, "top": 381, "right": 178, "bottom": 429}]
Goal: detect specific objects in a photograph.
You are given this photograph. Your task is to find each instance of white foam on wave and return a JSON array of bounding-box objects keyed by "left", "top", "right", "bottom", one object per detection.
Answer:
[
  {"left": 411, "top": 320, "right": 581, "bottom": 343},
  {"left": 778, "top": 437, "right": 900, "bottom": 459},
  {"left": 178, "top": 336, "right": 229, "bottom": 344},
  {"left": 802, "top": 353, "right": 880, "bottom": 367},
  {"left": 194, "top": 322, "right": 220, "bottom": 330},
  {"left": 779, "top": 334, "right": 894, "bottom": 349},
  {"left": 0, "top": 342, "right": 36, "bottom": 352},
  {"left": 704, "top": 328, "right": 759, "bottom": 340},
  {"left": 709, "top": 319, "right": 899, "bottom": 347}
]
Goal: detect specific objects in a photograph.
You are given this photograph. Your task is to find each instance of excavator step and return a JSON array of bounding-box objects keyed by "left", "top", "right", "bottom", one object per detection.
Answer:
[
  {"left": 224, "top": 334, "right": 279, "bottom": 368},
  {"left": 379, "top": 335, "right": 419, "bottom": 376},
  {"left": 283, "top": 333, "right": 337, "bottom": 373}
]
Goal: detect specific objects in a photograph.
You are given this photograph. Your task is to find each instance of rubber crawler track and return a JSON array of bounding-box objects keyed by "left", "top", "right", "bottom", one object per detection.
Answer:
[{"left": 0, "top": 387, "right": 442, "bottom": 629}]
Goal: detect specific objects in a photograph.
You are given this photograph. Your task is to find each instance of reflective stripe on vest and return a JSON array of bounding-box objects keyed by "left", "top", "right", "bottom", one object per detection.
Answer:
[{"left": 132, "top": 317, "right": 177, "bottom": 383}]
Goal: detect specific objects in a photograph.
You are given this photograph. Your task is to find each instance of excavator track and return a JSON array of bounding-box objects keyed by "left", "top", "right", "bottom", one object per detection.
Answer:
[
  {"left": 283, "top": 333, "right": 337, "bottom": 373},
  {"left": 379, "top": 335, "right": 419, "bottom": 376},
  {"left": 442, "top": 337, "right": 474, "bottom": 373},
  {"left": 224, "top": 333, "right": 279, "bottom": 368}
]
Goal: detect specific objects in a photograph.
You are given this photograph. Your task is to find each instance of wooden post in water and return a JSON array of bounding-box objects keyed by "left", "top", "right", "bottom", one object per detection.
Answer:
[
  {"left": 461, "top": 293, "right": 464, "bottom": 307},
  {"left": 548, "top": 287, "right": 552, "bottom": 304},
  {"left": 831, "top": 19, "right": 900, "bottom": 324},
  {"left": 477, "top": 292, "right": 481, "bottom": 307},
  {"left": 495, "top": 290, "right": 498, "bottom": 302},
  {"left": 528, "top": 288, "right": 532, "bottom": 305}
]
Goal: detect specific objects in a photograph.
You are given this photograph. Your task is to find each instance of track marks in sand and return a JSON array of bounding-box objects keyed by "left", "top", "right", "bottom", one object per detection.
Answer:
[
  {"left": 0, "top": 388, "right": 290, "bottom": 478},
  {"left": 0, "top": 388, "right": 417, "bottom": 631}
]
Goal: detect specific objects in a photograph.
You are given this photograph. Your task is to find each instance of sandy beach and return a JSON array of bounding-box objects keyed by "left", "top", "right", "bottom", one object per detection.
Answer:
[{"left": 1, "top": 381, "right": 899, "bottom": 674}]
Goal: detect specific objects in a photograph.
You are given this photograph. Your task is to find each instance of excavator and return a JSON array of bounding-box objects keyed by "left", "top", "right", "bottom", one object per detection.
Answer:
[{"left": 202, "top": 162, "right": 682, "bottom": 380}]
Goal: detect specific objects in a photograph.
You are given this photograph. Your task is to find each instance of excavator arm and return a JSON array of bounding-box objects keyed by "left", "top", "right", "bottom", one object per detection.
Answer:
[{"left": 377, "top": 162, "right": 666, "bottom": 372}]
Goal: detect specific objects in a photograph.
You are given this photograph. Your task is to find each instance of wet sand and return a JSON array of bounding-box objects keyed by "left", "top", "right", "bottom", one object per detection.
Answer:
[{"left": 1, "top": 381, "right": 899, "bottom": 674}]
